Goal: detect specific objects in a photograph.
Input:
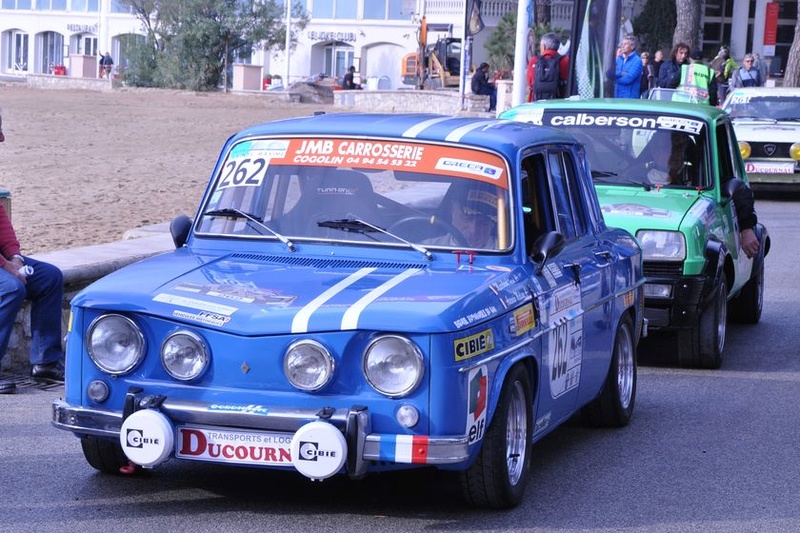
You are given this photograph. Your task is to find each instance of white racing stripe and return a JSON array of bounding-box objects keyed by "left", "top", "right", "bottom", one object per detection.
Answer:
[
  {"left": 402, "top": 116, "right": 454, "bottom": 138},
  {"left": 341, "top": 268, "right": 422, "bottom": 330},
  {"left": 291, "top": 267, "right": 376, "bottom": 333},
  {"left": 445, "top": 121, "right": 497, "bottom": 143}
]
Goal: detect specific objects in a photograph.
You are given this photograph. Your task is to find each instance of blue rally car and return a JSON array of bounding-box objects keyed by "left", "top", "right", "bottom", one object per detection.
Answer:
[{"left": 53, "top": 113, "right": 645, "bottom": 508}]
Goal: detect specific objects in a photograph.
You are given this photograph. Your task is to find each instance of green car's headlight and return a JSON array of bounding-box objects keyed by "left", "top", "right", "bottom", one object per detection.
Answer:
[
  {"left": 363, "top": 335, "right": 424, "bottom": 398},
  {"left": 87, "top": 314, "right": 145, "bottom": 375},
  {"left": 635, "top": 230, "right": 686, "bottom": 262}
]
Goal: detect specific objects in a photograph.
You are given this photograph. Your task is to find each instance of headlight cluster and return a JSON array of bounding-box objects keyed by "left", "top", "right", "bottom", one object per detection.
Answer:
[
  {"left": 87, "top": 314, "right": 210, "bottom": 380},
  {"left": 636, "top": 230, "right": 686, "bottom": 262},
  {"left": 283, "top": 335, "right": 424, "bottom": 397},
  {"left": 87, "top": 314, "right": 145, "bottom": 374}
]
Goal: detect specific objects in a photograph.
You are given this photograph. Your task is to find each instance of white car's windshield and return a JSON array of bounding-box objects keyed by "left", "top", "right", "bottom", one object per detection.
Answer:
[
  {"left": 196, "top": 137, "right": 512, "bottom": 252},
  {"left": 724, "top": 94, "right": 800, "bottom": 121}
]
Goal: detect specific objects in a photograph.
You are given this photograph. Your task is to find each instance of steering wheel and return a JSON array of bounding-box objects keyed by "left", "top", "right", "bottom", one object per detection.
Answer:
[{"left": 388, "top": 216, "right": 469, "bottom": 247}]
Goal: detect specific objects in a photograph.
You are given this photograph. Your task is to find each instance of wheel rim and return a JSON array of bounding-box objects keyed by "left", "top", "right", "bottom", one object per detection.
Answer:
[
  {"left": 756, "top": 267, "right": 764, "bottom": 314},
  {"left": 616, "top": 324, "right": 635, "bottom": 409},
  {"left": 716, "top": 282, "right": 727, "bottom": 354},
  {"left": 505, "top": 381, "right": 527, "bottom": 486}
]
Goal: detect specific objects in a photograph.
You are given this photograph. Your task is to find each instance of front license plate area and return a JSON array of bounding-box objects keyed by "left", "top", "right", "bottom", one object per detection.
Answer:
[{"left": 175, "top": 425, "right": 294, "bottom": 466}]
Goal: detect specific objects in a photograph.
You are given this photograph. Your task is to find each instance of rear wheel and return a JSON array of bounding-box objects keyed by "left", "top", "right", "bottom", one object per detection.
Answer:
[
  {"left": 460, "top": 364, "right": 532, "bottom": 509},
  {"left": 582, "top": 314, "right": 637, "bottom": 427},
  {"left": 81, "top": 435, "right": 129, "bottom": 474},
  {"left": 728, "top": 265, "right": 764, "bottom": 324}
]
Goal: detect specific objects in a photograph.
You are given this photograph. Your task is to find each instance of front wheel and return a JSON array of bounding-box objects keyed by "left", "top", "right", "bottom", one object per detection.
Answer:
[
  {"left": 698, "top": 273, "right": 728, "bottom": 369},
  {"left": 460, "top": 364, "right": 532, "bottom": 509},
  {"left": 582, "top": 314, "right": 637, "bottom": 427},
  {"left": 81, "top": 435, "right": 129, "bottom": 474}
]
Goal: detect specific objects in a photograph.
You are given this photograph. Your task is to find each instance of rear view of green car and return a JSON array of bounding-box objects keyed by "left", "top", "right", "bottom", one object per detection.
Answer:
[{"left": 500, "top": 99, "right": 770, "bottom": 368}]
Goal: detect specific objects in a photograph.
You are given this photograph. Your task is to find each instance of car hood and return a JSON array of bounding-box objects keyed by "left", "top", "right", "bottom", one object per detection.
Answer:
[
  {"left": 732, "top": 121, "right": 800, "bottom": 142},
  {"left": 596, "top": 186, "right": 708, "bottom": 233},
  {"left": 72, "top": 249, "right": 520, "bottom": 335}
]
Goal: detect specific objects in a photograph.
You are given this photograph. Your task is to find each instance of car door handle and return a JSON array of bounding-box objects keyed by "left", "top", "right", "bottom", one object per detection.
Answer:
[
  {"left": 563, "top": 262, "right": 582, "bottom": 285},
  {"left": 594, "top": 250, "right": 614, "bottom": 262}
]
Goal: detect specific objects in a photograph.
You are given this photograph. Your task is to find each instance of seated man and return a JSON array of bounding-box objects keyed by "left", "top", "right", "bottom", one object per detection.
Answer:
[{"left": 0, "top": 203, "right": 65, "bottom": 394}]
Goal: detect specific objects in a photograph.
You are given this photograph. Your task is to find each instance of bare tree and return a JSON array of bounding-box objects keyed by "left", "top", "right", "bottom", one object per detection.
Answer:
[
  {"left": 783, "top": 0, "right": 800, "bottom": 86},
  {"left": 673, "top": 0, "right": 701, "bottom": 50}
]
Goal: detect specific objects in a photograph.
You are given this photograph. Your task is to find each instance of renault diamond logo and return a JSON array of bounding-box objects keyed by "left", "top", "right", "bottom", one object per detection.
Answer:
[{"left": 764, "top": 144, "right": 777, "bottom": 156}]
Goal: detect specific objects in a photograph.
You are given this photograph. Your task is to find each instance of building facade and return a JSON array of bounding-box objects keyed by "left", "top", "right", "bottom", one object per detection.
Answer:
[{"left": 0, "top": 0, "right": 796, "bottom": 87}]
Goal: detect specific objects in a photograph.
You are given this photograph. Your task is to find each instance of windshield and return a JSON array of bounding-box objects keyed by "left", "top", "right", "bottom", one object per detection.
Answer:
[
  {"left": 526, "top": 110, "right": 709, "bottom": 189},
  {"left": 196, "top": 137, "right": 512, "bottom": 252},
  {"left": 723, "top": 93, "right": 800, "bottom": 121}
]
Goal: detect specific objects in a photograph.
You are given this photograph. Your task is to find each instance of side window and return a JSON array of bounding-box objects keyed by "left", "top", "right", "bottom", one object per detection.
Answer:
[
  {"left": 547, "top": 150, "right": 587, "bottom": 239},
  {"left": 521, "top": 152, "right": 555, "bottom": 253},
  {"left": 716, "top": 122, "right": 739, "bottom": 184}
]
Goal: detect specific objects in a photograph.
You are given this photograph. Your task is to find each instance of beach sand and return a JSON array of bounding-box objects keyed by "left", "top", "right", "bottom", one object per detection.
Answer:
[{"left": 0, "top": 84, "right": 332, "bottom": 254}]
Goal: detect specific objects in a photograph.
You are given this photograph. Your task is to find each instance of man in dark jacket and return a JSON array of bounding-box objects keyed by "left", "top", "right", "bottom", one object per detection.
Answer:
[
  {"left": 657, "top": 43, "right": 690, "bottom": 89},
  {"left": 471, "top": 62, "right": 497, "bottom": 111}
]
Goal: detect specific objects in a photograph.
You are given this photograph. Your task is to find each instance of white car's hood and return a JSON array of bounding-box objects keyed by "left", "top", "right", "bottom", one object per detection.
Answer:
[{"left": 732, "top": 121, "right": 800, "bottom": 142}]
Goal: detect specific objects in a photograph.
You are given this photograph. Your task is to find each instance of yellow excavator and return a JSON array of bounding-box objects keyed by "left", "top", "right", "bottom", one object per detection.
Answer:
[{"left": 401, "top": 17, "right": 461, "bottom": 89}]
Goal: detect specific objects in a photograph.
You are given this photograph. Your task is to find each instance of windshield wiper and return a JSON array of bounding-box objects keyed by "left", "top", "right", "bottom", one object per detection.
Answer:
[
  {"left": 203, "top": 208, "right": 295, "bottom": 252},
  {"left": 318, "top": 218, "right": 433, "bottom": 261},
  {"left": 591, "top": 170, "right": 619, "bottom": 179}
]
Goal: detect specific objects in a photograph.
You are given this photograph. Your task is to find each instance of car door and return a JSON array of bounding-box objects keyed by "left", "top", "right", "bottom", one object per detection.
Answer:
[{"left": 521, "top": 148, "right": 601, "bottom": 431}]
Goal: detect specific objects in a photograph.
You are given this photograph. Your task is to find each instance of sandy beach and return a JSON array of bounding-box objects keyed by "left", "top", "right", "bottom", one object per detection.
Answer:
[{"left": 0, "top": 84, "right": 332, "bottom": 254}]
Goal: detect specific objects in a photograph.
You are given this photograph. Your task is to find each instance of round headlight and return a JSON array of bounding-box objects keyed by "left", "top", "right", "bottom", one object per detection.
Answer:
[
  {"left": 363, "top": 335, "right": 424, "bottom": 398},
  {"left": 738, "top": 141, "right": 751, "bottom": 160},
  {"left": 87, "top": 314, "right": 145, "bottom": 375},
  {"left": 789, "top": 143, "right": 800, "bottom": 161},
  {"left": 284, "top": 340, "right": 334, "bottom": 391},
  {"left": 161, "top": 330, "right": 210, "bottom": 381}
]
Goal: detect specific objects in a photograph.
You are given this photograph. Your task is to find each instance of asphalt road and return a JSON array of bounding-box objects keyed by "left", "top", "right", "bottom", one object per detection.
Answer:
[{"left": 1, "top": 198, "right": 797, "bottom": 533}]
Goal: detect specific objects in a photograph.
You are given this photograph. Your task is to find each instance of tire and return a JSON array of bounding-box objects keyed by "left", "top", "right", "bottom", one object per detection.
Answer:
[
  {"left": 81, "top": 435, "right": 129, "bottom": 474},
  {"left": 698, "top": 273, "right": 728, "bottom": 369},
  {"left": 728, "top": 265, "right": 764, "bottom": 324},
  {"left": 460, "top": 364, "right": 532, "bottom": 509},
  {"left": 582, "top": 314, "right": 637, "bottom": 427}
]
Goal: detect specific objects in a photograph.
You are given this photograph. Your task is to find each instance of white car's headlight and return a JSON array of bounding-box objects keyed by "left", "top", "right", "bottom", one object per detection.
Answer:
[
  {"left": 87, "top": 314, "right": 145, "bottom": 375},
  {"left": 363, "top": 335, "right": 424, "bottom": 398},
  {"left": 161, "top": 330, "right": 210, "bottom": 381},
  {"left": 790, "top": 143, "right": 800, "bottom": 161},
  {"left": 636, "top": 230, "right": 686, "bottom": 262},
  {"left": 284, "top": 340, "right": 334, "bottom": 391}
]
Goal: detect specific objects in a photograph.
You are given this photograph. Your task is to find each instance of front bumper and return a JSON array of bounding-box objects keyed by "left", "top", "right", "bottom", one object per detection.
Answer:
[
  {"left": 52, "top": 393, "right": 470, "bottom": 478},
  {"left": 642, "top": 275, "right": 710, "bottom": 330}
]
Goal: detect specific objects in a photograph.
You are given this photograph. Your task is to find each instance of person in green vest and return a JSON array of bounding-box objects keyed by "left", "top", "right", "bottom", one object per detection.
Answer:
[{"left": 674, "top": 50, "right": 715, "bottom": 105}]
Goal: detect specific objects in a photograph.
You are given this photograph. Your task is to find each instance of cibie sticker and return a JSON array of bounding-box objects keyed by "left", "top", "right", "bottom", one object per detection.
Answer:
[
  {"left": 466, "top": 366, "right": 488, "bottom": 445},
  {"left": 454, "top": 328, "right": 494, "bottom": 362}
]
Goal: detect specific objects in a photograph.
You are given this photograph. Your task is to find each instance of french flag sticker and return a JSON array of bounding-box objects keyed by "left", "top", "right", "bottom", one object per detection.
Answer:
[{"left": 378, "top": 435, "right": 430, "bottom": 464}]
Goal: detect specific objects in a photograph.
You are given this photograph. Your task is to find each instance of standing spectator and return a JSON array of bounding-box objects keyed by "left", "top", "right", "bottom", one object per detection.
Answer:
[
  {"left": 613, "top": 36, "right": 643, "bottom": 99},
  {"left": 731, "top": 54, "right": 764, "bottom": 88},
  {"left": 0, "top": 203, "right": 65, "bottom": 394},
  {"left": 639, "top": 52, "right": 651, "bottom": 97},
  {"left": 710, "top": 46, "right": 737, "bottom": 102},
  {"left": 651, "top": 49, "right": 664, "bottom": 82},
  {"left": 676, "top": 50, "right": 714, "bottom": 104},
  {"left": 471, "top": 62, "right": 497, "bottom": 112},
  {"left": 342, "top": 66, "right": 362, "bottom": 90},
  {"left": 657, "top": 43, "right": 690, "bottom": 89},
  {"left": 99, "top": 51, "right": 114, "bottom": 78},
  {"left": 525, "top": 32, "right": 569, "bottom": 102}
]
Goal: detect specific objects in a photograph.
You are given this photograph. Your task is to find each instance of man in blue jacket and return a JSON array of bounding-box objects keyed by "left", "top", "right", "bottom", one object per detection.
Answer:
[{"left": 614, "top": 36, "right": 643, "bottom": 99}]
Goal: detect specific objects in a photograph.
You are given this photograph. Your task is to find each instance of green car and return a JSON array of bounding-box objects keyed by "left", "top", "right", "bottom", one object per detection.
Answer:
[{"left": 500, "top": 99, "right": 770, "bottom": 368}]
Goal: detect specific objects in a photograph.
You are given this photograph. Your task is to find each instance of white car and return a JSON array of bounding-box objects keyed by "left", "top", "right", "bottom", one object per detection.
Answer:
[{"left": 722, "top": 87, "right": 800, "bottom": 191}]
